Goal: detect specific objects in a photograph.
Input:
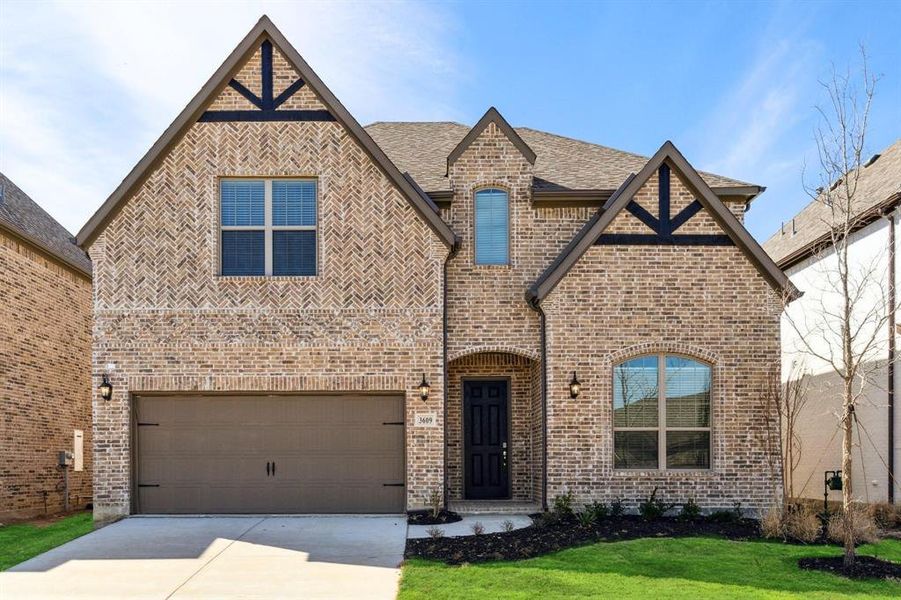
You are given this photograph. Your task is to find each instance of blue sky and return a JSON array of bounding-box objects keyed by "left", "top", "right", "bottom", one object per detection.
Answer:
[{"left": 1, "top": 0, "right": 898, "bottom": 241}]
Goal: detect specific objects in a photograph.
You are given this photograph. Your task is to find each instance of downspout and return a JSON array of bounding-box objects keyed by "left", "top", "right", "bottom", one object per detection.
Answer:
[
  {"left": 528, "top": 296, "right": 549, "bottom": 512},
  {"left": 887, "top": 210, "right": 896, "bottom": 503},
  {"left": 443, "top": 238, "right": 460, "bottom": 509}
]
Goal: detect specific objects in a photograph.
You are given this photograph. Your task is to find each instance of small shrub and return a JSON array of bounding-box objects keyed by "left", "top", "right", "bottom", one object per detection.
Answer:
[
  {"left": 585, "top": 501, "right": 610, "bottom": 522},
  {"left": 868, "top": 502, "right": 901, "bottom": 530},
  {"left": 827, "top": 507, "right": 879, "bottom": 545},
  {"left": 610, "top": 499, "right": 625, "bottom": 518},
  {"left": 470, "top": 521, "right": 485, "bottom": 536},
  {"left": 427, "top": 489, "right": 442, "bottom": 519},
  {"left": 501, "top": 519, "right": 515, "bottom": 533},
  {"left": 426, "top": 526, "right": 444, "bottom": 539},
  {"left": 638, "top": 487, "right": 676, "bottom": 521},
  {"left": 679, "top": 498, "right": 701, "bottom": 521},
  {"left": 533, "top": 511, "right": 560, "bottom": 528},
  {"left": 577, "top": 510, "right": 595, "bottom": 527},
  {"left": 784, "top": 505, "right": 822, "bottom": 543},
  {"left": 760, "top": 506, "right": 784, "bottom": 539},
  {"left": 553, "top": 492, "right": 575, "bottom": 516},
  {"left": 709, "top": 509, "right": 738, "bottom": 523}
]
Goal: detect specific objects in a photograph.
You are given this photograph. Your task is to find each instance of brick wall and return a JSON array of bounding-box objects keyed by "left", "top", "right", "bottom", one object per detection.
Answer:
[
  {"left": 447, "top": 352, "right": 540, "bottom": 502},
  {"left": 542, "top": 166, "right": 783, "bottom": 514},
  {"left": 0, "top": 230, "right": 92, "bottom": 519},
  {"left": 87, "top": 44, "right": 448, "bottom": 523}
]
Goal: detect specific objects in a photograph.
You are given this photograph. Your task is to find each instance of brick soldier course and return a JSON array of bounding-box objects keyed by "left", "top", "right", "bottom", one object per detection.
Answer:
[
  {"left": 78, "top": 16, "right": 796, "bottom": 523},
  {"left": 1, "top": 173, "right": 92, "bottom": 519}
]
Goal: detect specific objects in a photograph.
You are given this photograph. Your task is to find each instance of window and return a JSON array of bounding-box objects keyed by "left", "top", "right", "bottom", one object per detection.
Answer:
[
  {"left": 613, "top": 354, "right": 711, "bottom": 470},
  {"left": 474, "top": 188, "right": 509, "bottom": 264},
  {"left": 220, "top": 179, "right": 317, "bottom": 276}
]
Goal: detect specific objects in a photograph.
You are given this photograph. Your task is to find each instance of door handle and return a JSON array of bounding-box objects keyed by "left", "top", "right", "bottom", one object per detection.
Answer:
[
  {"left": 266, "top": 461, "right": 271, "bottom": 477},
  {"left": 272, "top": 461, "right": 276, "bottom": 476}
]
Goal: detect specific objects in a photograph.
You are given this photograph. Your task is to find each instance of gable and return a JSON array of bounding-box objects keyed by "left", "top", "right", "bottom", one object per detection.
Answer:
[
  {"left": 446, "top": 107, "right": 536, "bottom": 174},
  {"left": 527, "top": 141, "right": 799, "bottom": 303},
  {"left": 76, "top": 16, "right": 455, "bottom": 248}
]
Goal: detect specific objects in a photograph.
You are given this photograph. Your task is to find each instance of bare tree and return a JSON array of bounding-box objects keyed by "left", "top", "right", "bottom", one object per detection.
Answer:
[
  {"left": 763, "top": 360, "right": 810, "bottom": 507},
  {"left": 782, "top": 47, "right": 881, "bottom": 568}
]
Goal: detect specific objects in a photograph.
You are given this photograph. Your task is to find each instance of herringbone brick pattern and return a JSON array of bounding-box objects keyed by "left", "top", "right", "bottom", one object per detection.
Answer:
[
  {"left": 542, "top": 169, "right": 783, "bottom": 514},
  {"left": 88, "top": 48, "right": 448, "bottom": 522}
]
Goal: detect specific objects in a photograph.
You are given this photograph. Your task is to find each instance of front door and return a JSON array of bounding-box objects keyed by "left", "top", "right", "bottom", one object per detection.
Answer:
[{"left": 463, "top": 380, "right": 509, "bottom": 499}]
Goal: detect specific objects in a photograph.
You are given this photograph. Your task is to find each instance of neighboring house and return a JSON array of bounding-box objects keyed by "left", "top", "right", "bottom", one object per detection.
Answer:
[
  {"left": 0, "top": 173, "right": 92, "bottom": 519},
  {"left": 77, "top": 16, "right": 795, "bottom": 524},
  {"left": 764, "top": 138, "right": 901, "bottom": 505}
]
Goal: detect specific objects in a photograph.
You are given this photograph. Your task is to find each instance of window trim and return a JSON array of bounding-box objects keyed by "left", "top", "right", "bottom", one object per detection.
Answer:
[
  {"left": 473, "top": 186, "right": 511, "bottom": 266},
  {"left": 218, "top": 177, "right": 318, "bottom": 277},
  {"left": 612, "top": 353, "right": 712, "bottom": 471}
]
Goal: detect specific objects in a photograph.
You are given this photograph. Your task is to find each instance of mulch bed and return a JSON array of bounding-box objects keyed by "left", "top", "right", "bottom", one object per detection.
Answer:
[
  {"left": 407, "top": 509, "right": 463, "bottom": 526},
  {"left": 405, "top": 514, "right": 759, "bottom": 564},
  {"left": 799, "top": 555, "right": 901, "bottom": 580}
]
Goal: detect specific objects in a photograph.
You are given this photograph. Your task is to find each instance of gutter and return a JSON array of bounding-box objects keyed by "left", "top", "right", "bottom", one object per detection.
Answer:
[
  {"left": 442, "top": 236, "right": 460, "bottom": 509},
  {"left": 527, "top": 296, "right": 549, "bottom": 512},
  {"left": 887, "top": 209, "right": 896, "bottom": 503}
]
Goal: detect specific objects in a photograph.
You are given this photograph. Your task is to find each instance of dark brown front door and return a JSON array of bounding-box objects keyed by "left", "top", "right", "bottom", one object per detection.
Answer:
[
  {"left": 463, "top": 380, "right": 509, "bottom": 499},
  {"left": 134, "top": 394, "right": 405, "bottom": 514}
]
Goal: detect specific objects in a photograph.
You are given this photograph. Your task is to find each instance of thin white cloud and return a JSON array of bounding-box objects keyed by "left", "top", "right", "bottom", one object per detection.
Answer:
[{"left": 0, "top": 0, "right": 465, "bottom": 234}]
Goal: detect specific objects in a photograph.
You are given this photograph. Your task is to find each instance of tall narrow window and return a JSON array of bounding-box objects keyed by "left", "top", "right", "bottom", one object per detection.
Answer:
[
  {"left": 220, "top": 179, "right": 317, "bottom": 276},
  {"left": 613, "top": 354, "right": 711, "bottom": 470},
  {"left": 474, "top": 188, "right": 509, "bottom": 265}
]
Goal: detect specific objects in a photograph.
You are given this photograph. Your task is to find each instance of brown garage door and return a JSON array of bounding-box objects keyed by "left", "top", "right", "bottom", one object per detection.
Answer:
[{"left": 135, "top": 394, "right": 405, "bottom": 514}]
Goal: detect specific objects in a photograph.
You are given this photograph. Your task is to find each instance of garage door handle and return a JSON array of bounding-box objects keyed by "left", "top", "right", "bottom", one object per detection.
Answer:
[
  {"left": 272, "top": 461, "right": 276, "bottom": 476},
  {"left": 266, "top": 462, "right": 271, "bottom": 476}
]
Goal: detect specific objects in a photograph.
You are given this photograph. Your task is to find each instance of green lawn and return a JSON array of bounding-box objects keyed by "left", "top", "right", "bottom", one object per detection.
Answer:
[
  {"left": 0, "top": 512, "right": 93, "bottom": 571},
  {"left": 400, "top": 537, "right": 901, "bottom": 599}
]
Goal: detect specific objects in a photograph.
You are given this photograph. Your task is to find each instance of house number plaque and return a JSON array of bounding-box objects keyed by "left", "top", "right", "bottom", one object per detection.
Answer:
[{"left": 415, "top": 412, "right": 438, "bottom": 427}]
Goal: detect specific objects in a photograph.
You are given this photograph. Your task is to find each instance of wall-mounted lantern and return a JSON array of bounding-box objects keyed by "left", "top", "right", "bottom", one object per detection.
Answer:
[
  {"left": 418, "top": 373, "right": 430, "bottom": 402},
  {"left": 569, "top": 371, "right": 581, "bottom": 399},
  {"left": 99, "top": 374, "right": 113, "bottom": 401}
]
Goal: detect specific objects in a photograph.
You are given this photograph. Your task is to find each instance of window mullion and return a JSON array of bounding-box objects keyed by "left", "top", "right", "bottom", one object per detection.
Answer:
[
  {"left": 264, "top": 179, "right": 273, "bottom": 276},
  {"left": 658, "top": 353, "right": 666, "bottom": 470}
]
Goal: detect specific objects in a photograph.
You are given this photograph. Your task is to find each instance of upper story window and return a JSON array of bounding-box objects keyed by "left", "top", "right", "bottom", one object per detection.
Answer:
[
  {"left": 474, "top": 188, "right": 509, "bottom": 265},
  {"left": 220, "top": 179, "right": 317, "bottom": 277},
  {"left": 612, "top": 354, "right": 711, "bottom": 470}
]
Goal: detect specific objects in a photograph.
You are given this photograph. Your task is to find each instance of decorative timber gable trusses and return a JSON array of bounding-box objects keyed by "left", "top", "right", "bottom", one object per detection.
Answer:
[
  {"left": 199, "top": 40, "right": 334, "bottom": 123},
  {"left": 527, "top": 141, "right": 800, "bottom": 304},
  {"left": 76, "top": 15, "right": 457, "bottom": 249}
]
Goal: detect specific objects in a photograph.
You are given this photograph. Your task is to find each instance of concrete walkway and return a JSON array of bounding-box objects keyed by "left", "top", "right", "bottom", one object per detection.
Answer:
[
  {"left": 407, "top": 514, "right": 532, "bottom": 538},
  {"left": 1, "top": 516, "right": 407, "bottom": 599}
]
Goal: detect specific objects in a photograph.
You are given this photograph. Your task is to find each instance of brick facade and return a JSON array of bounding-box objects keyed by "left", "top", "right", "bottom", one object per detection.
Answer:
[
  {"left": 0, "top": 229, "right": 92, "bottom": 519},
  {"left": 542, "top": 168, "right": 783, "bottom": 513},
  {"left": 86, "top": 22, "right": 782, "bottom": 520},
  {"left": 87, "top": 44, "right": 448, "bottom": 523}
]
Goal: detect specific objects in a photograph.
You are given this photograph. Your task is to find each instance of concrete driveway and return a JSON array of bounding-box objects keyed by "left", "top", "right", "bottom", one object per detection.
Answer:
[{"left": 1, "top": 516, "right": 407, "bottom": 599}]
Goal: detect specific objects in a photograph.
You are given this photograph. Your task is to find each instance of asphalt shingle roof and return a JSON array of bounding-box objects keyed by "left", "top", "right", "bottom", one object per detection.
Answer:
[
  {"left": 365, "top": 121, "right": 754, "bottom": 193},
  {"left": 763, "top": 138, "right": 901, "bottom": 265},
  {"left": 0, "top": 172, "right": 91, "bottom": 275}
]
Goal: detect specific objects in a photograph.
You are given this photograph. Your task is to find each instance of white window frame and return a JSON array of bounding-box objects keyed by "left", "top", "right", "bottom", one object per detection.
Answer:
[
  {"left": 612, "top": 353, "right": 712, "bottom": 471},
  {"left": 219, "top": 178, "right": 318, "bottom": 276}
]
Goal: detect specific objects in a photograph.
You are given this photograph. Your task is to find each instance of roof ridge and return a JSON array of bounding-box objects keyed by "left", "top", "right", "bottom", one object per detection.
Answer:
[{"left": 366, "top": 121, "right": 468, "bottom": 127}]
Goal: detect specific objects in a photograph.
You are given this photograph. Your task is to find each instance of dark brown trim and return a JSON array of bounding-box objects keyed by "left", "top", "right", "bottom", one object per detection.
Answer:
[
  {"left": 531, "top": 189, "right": 614, "bottom": 208},
  {"left": 446, "top": 107, "right": 536, "bottom": 175},
  {"left": 775, "top": 193, "right": 901, "bottom": 270},
  {"left": 76, "top": 15, "right": 457, "bottom": 249},
  {"left": 527, "top": 141, "right": 800, "bottom": 303},
  {"left": 0, "top": 220, "right": 91, "bottom": 279},
  {"left": 709, "top": 185, "right": 766, "bottom": 198}
]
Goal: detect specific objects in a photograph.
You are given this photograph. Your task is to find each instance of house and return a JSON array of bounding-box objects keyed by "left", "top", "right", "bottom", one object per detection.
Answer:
[
  {"left": 0, "top": 173, "right": 92, "bottom": 519},
  {"left": 764, "top": 138, "right": 901, "bottom": 505},
  {"left": 77, "top": 16, "right": 795, "bottom": 524}
]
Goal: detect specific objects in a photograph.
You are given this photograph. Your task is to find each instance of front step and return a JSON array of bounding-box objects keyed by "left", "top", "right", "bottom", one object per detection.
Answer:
[{"left": 449, "top": 501, "right": 542, "bottom": 515}]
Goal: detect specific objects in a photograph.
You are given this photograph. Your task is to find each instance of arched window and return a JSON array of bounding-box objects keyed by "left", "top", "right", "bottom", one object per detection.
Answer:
[
  {"left": 613, "top": 354, "right": 711, "bottom": 470},
  {"left": 474, "top": 188, "right": 509, "bottom": 265}
]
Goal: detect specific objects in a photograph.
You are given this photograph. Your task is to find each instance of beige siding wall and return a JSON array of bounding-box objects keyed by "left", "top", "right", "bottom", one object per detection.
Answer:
[{"left": 0, "top": 230, "right": 92, "bottom": 518}]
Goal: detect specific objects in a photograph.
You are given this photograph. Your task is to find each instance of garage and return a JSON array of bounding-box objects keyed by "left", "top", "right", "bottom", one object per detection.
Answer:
[{"left": 134, "top": 394, "right": 405, "bottom": 514}]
